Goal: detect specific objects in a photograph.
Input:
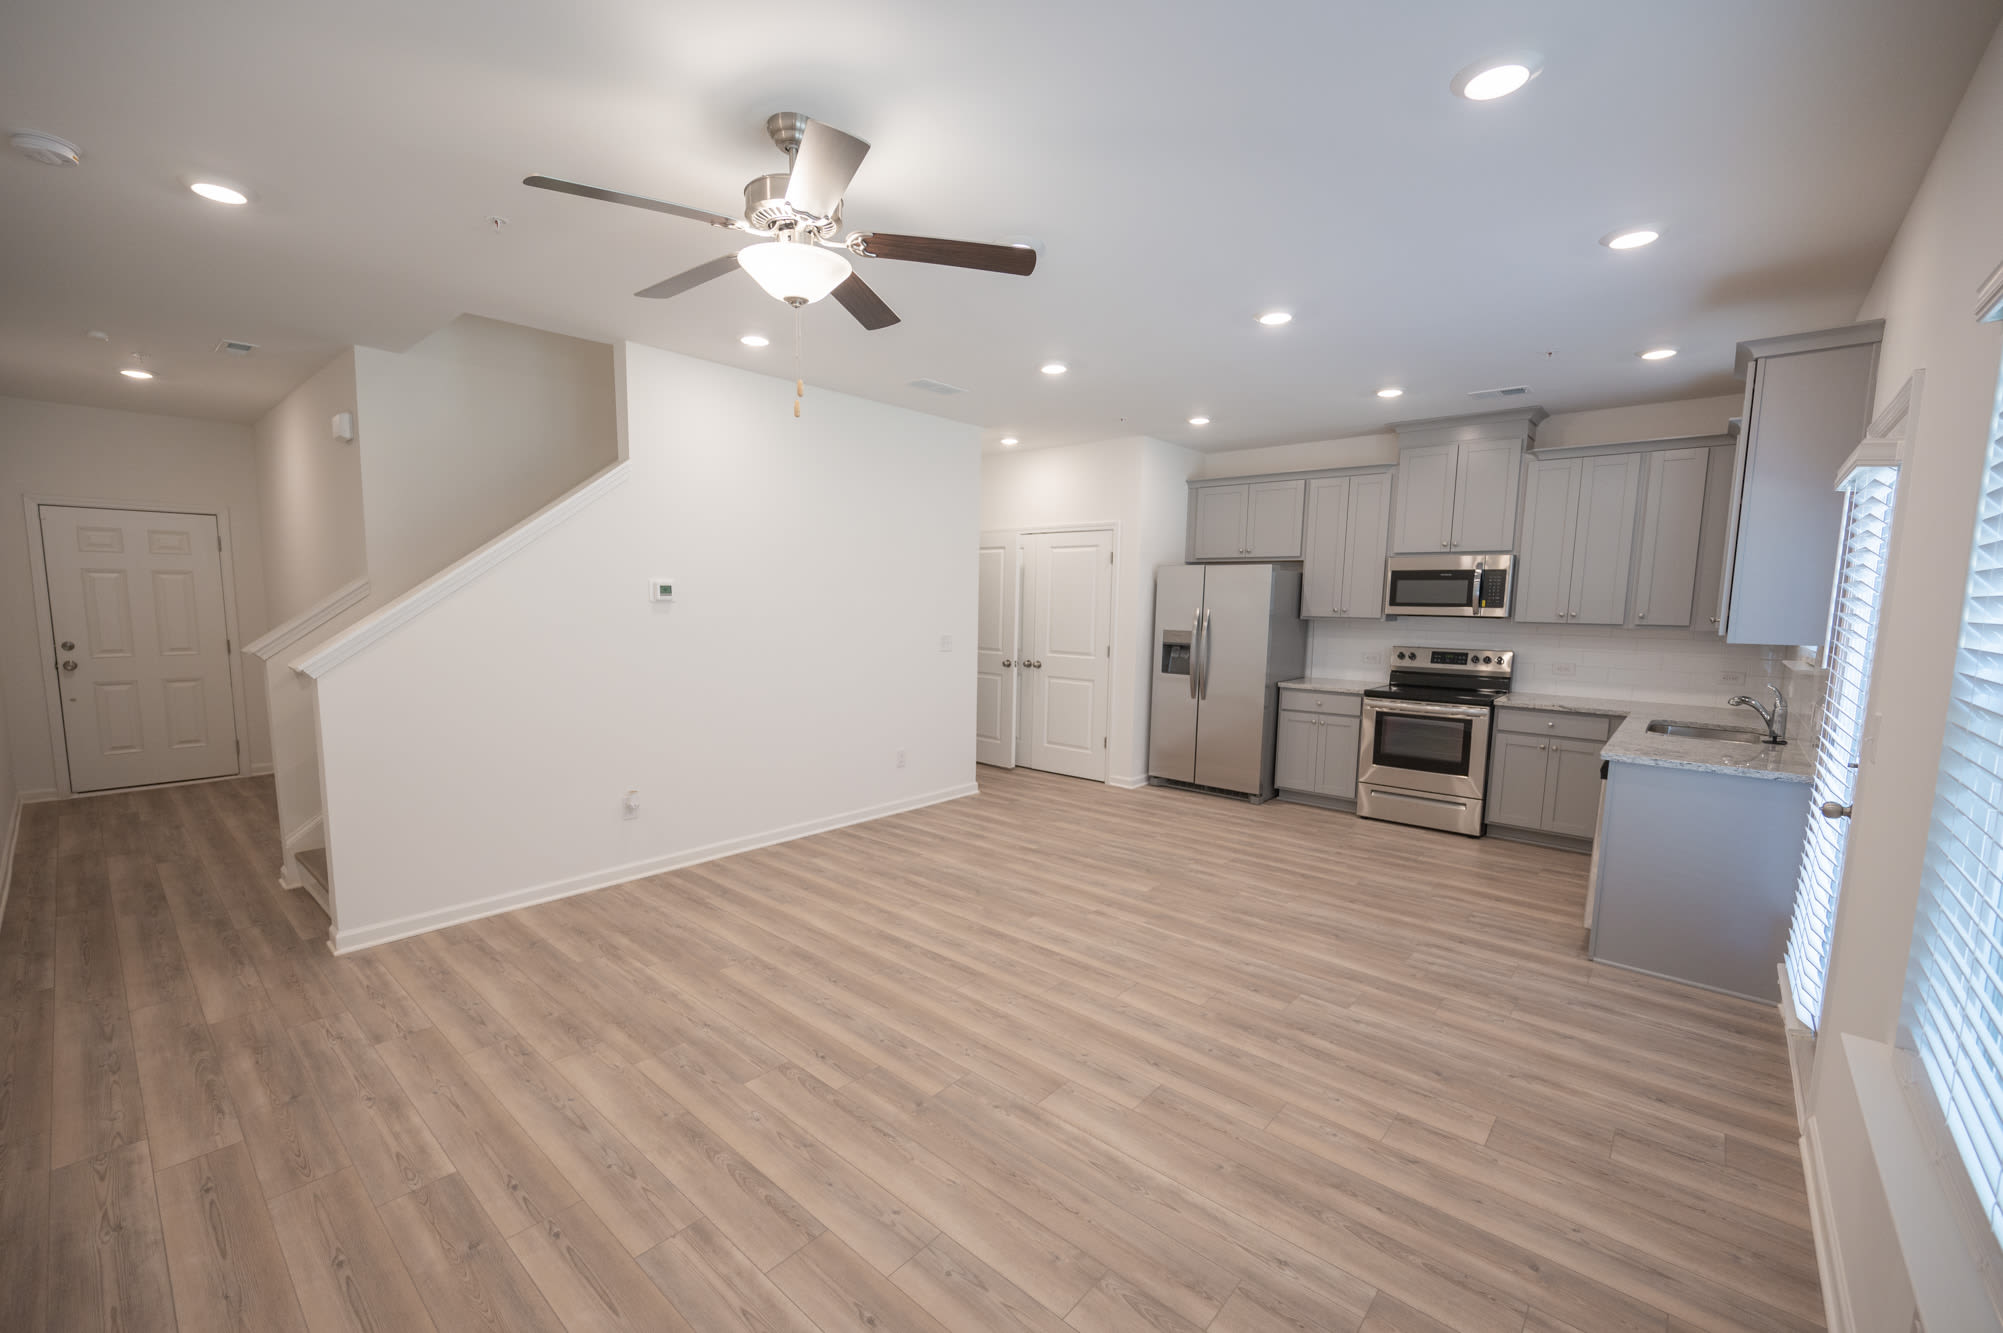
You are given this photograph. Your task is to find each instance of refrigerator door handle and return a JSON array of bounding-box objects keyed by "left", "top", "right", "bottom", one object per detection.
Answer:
[
  {"left": 1188, "top": 611, "right": 1202, "bottom": 699},
  {"left": 1198, "top": 608, "right": 1213, "bottom": 700}
]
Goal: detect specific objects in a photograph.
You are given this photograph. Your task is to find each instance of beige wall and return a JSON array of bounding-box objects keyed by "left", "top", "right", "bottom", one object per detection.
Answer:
[
  {"left": 254, "top": 350, "right": 365, "bottom": 625},
  {"left": 0, "top": 395, "right": 272, "bottom": 793},
  {"left": 1805, "top": 18, "right": 2003, "bottom": 1327},
  {"left": 352, "top": 316, "right": 618, "bottom": 605}
]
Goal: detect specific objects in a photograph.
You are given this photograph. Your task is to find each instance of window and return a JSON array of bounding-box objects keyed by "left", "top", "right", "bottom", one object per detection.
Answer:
[
  {"left": 1786, "top": 464, "right": 1898, "bottom": 1028},
  {"left": 1906, "top": 382, "right": 2003, "bottom": 1241}
]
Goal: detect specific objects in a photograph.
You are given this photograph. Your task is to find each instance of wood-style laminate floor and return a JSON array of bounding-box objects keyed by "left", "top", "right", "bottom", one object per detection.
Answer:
[{"left": 0, "top": 766, "right": 1822, "bottom": 1333}]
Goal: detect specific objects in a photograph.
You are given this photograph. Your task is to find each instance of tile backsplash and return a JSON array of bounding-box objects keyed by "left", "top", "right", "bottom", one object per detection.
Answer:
[{"left": 1307, "top": 618, "right": 1791, "bottom": 705}]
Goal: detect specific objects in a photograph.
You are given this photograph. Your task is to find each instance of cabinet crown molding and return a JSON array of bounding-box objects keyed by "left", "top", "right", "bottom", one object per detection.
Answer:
[
  {"left": 1392, "top": 407, "right": 1547, "bottom": 450},
  {"left": 1733, "top": 320, "right": 1885, "bottom": 379}
]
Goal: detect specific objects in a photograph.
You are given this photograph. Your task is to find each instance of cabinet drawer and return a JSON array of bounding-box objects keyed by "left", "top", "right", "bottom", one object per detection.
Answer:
[
  {"left": 1494, "top": 707, "right": 1614, "bottom": 742},
  {"left": 1279, "top": 689, "right": 1362, "bottom": 717}
]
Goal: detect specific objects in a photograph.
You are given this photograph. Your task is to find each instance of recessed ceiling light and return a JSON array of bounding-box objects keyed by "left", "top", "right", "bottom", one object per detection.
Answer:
[
  {"left": 189, "top": 181, "right": 248, "bottom": 206},
  {"left": 85, "top": 330, "right": 109, "bottom": 342},
  {"left": 120, "top": 368, "right": 153, "bottom": 380},
  {"left": 1639, "top": 347, "right": 1678, "bottom": 361},
  {"left": 1000, "top": 437, "right": 1020, "bottom": 447},
  {"left": 1452, "top": 58, "right": 1538, "bottom": 101},
  {"left": 1376, "top": 387, "right": 1405, "bottom": 399},
  {"left": 740, "top": 334, "right": 770, "bottom": 347},
  {"left": 1188, "top": 417, "right": 1210, "bottom": 426},
  {"left": 1040, "top": 362, "right": 1067, "bottom": 376},
  {"left": 1257, "top": 311, "right": 1293, "bottom": 326},
  {"left": 1602, "top": 228, "right": 1660, "bottom": 250}
]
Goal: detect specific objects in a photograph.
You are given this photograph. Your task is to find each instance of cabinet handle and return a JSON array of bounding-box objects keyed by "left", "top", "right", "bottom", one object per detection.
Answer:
[
  {"left": 1709, "top": 615, "right": 1721, "bottom": 624},
  {"left": 1637, "top": 612, "right": 1647, "bottom": 620}
]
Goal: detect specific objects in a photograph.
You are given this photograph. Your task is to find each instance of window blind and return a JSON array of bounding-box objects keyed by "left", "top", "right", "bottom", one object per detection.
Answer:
[
  {"left": 1906, "top": 390, "right": 2003, "bottom": 1241},
  {"left": 1786, "top": 465, "right": 1897, "bottom": 1028}
]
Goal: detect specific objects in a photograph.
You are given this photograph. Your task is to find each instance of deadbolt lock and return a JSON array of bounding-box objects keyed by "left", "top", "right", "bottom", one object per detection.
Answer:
[{"left": 59, "top": 640, "right": 74, "bottom": 651}]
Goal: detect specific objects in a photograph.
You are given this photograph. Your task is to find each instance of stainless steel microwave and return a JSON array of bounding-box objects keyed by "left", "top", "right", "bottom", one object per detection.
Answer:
[{"left": 1382, "top": 553, "right": 1512, "bottom": 617}]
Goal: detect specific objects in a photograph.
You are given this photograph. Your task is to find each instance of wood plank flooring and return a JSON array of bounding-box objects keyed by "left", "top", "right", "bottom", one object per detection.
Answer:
[{"left": 0, "top": 767, "right": 1823, "bottom": 1332}]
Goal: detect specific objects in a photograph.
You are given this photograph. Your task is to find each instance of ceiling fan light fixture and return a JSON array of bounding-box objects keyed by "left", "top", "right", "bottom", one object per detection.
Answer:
[{"left": 736, "top": 239, "right": 851, "bottom": 306}]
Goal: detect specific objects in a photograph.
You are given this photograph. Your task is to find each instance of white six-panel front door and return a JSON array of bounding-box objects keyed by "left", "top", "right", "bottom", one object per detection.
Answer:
[
  {"left": 1018, "top": 529, "right": 1112, "bottom": 782},
  {"left": 40, "top": 505, "right": 240, "bottom": 792},
  {"left": 975, "top": 531, "right": 1021, "bottom": 768}
]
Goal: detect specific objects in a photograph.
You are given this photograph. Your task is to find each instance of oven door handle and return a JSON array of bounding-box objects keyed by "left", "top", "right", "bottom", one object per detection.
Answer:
[{"left": 1363, "top": 700, "right": 1491, "bottom": 720}]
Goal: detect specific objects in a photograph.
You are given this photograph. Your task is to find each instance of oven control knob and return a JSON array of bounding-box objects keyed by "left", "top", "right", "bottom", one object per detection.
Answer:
[{"left": 1480, "top": 655, "right": 1491, "bottom": 664}]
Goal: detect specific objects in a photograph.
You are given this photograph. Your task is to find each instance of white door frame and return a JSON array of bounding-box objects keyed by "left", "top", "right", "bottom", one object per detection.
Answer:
[
  {"left": 1001, "top": 520, "right": 1120, "bottom": 784},
  {"left": 22, "top": 493, "right": 254, "bottom": 796}
]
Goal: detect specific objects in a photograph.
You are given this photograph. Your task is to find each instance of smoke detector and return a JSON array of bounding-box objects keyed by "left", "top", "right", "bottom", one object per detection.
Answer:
[{"left": 11, "top": 132, "right": 80, "bottom": 167}]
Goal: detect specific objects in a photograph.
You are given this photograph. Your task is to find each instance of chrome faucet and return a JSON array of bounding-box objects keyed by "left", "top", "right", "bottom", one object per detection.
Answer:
[{"left": 1728, "top": 683, "right": 1787, "bottom": 745}]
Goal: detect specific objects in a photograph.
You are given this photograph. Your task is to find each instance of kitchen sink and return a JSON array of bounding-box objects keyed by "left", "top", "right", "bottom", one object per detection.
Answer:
[{"left": 1646, "top": 719, "right": 1771, "bottom": 744}]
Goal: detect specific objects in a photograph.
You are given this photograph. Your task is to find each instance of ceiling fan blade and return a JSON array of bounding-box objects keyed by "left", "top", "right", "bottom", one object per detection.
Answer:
[
  {"left": 784, "top": 121, "right": 870, "bottom": 218},
  {"left": 852, "top": 232, "right": 1036, "bottom": 276},
  {"left": 830, "top": 272, "right": 901, "bottom": 331},
  {"left": 634, "top": 252, "right": 743, "bottom": 299},
  {"left": 524, "top": 175, "right": 740, "bottom": 229}
]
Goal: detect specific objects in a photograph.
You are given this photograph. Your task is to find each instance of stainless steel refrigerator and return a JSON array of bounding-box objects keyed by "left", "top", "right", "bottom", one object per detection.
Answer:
[{"left": 1148, "top": 564, "right": 1306, "bottom": 801}]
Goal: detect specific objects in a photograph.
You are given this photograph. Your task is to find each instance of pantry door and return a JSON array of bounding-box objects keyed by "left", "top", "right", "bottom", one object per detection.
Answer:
[
  {"left": 975, "top": 531, "right": 1021, "bottom": 768},
  {"left": 40, "top": 504, "right": 241, "bottom": 792},
  {"left": 1017, "top": 528, "right": 1114, "bottom": 782}
]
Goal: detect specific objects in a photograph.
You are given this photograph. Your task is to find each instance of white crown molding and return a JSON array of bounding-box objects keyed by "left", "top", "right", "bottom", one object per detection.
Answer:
[
  {"left": 244, "top": 577, "right": 370, "bottom": 660},
  {"left": 1976, "top": 258, "right": 2003, "bottom": 323},
  {"left": 295, "top": 461, "right": 631, "bottom": 679},
  {"left": 1734, "top": 320, "right": 1885, "bottom": 378}
]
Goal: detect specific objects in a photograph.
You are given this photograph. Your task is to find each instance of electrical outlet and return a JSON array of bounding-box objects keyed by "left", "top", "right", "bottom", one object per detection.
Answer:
[
  {"left": 1718, "top": 670, "right": 1747, "bottom": 687},
  {"left": 938, "top": 634, "right": 952, "bottom": 653},
  {"left": 895, "top": 749, "right": 907, "bottom": 769},
  {"left": 1361, "top": 650, "right": 1384, "bottom": 666},
  {"left": 1549, "top": 662, "right": 1577, "bottom": 678},
  {"left": 622, "top": 789, "right": 641, "bottom": 820}
]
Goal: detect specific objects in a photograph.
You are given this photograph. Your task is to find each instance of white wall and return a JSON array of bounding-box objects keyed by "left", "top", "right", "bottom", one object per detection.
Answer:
[
  {"left": 981, "top": 435, "right": 1199, "bottom": 784},
  {"left": 1803, "top": 19, "right": 2003, "bottom": 1327},
  {"left": 254, "top": 350, "right": 365, "bottom": 625},
  {"left": 310, "top": 342, "right": 979, "bottom": 950},
  {"left": 0, "top": 395, "right": 272, "bottom": 793},
  {"left": 352, "top": 315, "right": 617, "bottom": 604}
]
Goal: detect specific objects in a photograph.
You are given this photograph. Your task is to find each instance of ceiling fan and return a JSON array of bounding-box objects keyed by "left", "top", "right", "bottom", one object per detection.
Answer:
[{"left": 524, "top": 112, "right": 1037, "bottom": 331}]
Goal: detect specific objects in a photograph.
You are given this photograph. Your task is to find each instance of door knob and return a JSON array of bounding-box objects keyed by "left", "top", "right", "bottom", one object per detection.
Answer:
[
  {"left": 59, "top": 640, "right": 74, "bottom": 651},
  {"left": 1001, "top": 659, "right": 1013, "bottom": 668},
  {"left": 1820, "top": 801, "right": 1853, "bottom": 820},
  {"left": 1031, "top": 660, "right": 1043, "bottom": 668},
  {"left": 60, "top": 660, "right": 77, "bottom": 672}
]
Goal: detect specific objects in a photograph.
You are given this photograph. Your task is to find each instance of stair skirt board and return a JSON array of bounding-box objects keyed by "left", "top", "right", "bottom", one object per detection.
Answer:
[
  {"left": 280, "top": 815, "right": 325, "bottom": 892},
  {"left": 328, "top": 781, "right": 978, "bottom": 954}
]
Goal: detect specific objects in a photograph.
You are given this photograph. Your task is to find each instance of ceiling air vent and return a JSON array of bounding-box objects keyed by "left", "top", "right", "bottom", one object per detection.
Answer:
[
  {"left": 1467, "top": 385, "right": 1530, "bottom": 400},
  {"left": 908, "top": 378, "right": 966, "bottom": 395},
  {"left": 214, "top": 340, "right": 257, "bottom": 356}
]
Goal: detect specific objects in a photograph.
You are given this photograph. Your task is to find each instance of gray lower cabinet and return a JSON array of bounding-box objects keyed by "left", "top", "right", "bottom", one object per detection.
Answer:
[
  {"left": 1486, "top": 708, "right": 1619, "bottom": 838},
  {"left": 1276, "top": 697, "right": 1361, "bottom": 800}
]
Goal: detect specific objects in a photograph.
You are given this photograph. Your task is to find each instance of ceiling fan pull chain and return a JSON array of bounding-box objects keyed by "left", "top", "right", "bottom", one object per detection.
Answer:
[{"left": 794, "top": 305, "right": 805, "bottom": 418}]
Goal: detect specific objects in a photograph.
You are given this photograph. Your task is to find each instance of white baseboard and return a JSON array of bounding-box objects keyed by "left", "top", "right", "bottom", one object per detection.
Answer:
[
  {"left": 0, "top": 795, "right": 23, "bottom": 938},
  {"left": 1107, "top": 773, "right": 1150, "bottom": 790},
  {"left": 19, "top": 788, "right": 61, "bottom": 804},
  {"left": 1802, "top": 1116, "right": 1856, "bottom": 1333},
  {"left": 251, "top": 762, "right": 275, "bottom": 776},
  {"left": 329, "top": 781, "right": 980, "bottom": 954}
]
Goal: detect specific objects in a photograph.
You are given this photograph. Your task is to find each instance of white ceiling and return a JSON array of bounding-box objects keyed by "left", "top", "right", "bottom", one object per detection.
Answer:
[{"left": 1, "top": 0, "right": 1996, "bottom": 452}]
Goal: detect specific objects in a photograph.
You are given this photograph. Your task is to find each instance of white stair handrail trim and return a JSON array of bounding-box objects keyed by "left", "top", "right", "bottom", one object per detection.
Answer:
[
  {"left": 294, "top": 459, "right": 632, "bottom": 680},
  {"left": 244, "top": 577, "right": 371, "bottom": 660}
]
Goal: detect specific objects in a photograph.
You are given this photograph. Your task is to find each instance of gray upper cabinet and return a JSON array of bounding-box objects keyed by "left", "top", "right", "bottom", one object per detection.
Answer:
[
  {"left": 1718, "top": 323, "right": 1882, "bottom": 644},
  {"left": 1301, "top": 472, "right": 1393, "bottom": 618},
  {"left": 1390, "top": 410, "right": 1540, "bottom": 554},
  {"left": 1513, "top": 453, "right": 1639, "bottom": 625},
  {"left": 1189, "top": 479, "right": 1305, "bottom": 560},
  {"left": 1631, "top": 447, "right": 1710, "bottom": 628}
]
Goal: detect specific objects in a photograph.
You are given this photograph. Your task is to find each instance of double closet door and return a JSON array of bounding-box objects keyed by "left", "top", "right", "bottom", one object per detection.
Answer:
[{"left": 975, "top": 528, "right": 1113, "bottom": 782}]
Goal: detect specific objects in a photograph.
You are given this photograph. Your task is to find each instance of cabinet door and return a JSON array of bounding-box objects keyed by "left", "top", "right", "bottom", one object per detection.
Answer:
[
  {"left": 1631, "top": 448, "right": 1709, "bottom": 628},
  {"left": 1340, "top": 472, "right": 1393, "bottom": 619},
  {"left": 1451, "top": 437, "right": 1524, "bottom": 551},
  {"left": 1566, "top": 453, "right": 1641, "bottom": 625},
  {"left": 1392, "top": 443, "right": 1457, "bottom": 553},
  {"left": 1276, "top": 711, "right": 1319, "bottom": 792},
  {"left": 1246, "top": 480, "right": 1306, "bottom": 559},
  {"left": 1316, "top": 716, "right": 1360, "bottom": 799},
  {"left": 1487, "top": 733, "right": 1551, "bottom": 829},
  {"left": 1192, "top": 485, "right": 1248, "bottom": 559},
  {"left": 1541, "top": 737, "right": 1604, "bottom": 838},
  {"left": 1300, "top": 478, "right": 1351, "bottom": 617},
  {"left": 1513, "top": 457, "right": 1580, "bottom": 624}
]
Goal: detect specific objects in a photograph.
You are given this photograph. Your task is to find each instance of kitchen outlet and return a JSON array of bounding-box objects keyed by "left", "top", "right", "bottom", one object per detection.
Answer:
[
  {"left": 1718, "top": 671, "right": 1747, "bottom": 687},
  {"left": 1361, "top": 650, "right": 1384, "bottom": 666},
  {"left": 895, "top": 749, "right": 907, "bottom": 769},
  {"left": 622, "top": 789, "right": 641, "bottom": 819},
  {"left": 1549, "top": 662, "right": 1577, "bottom": 678},
  {"left": 938, "top": 634, "right": 953, "bottom": 652}
]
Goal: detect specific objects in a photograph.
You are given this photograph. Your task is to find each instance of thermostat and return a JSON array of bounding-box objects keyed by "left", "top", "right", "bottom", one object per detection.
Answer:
[{"left": 650, "top": 579, "right": 675, "bottom": 602}]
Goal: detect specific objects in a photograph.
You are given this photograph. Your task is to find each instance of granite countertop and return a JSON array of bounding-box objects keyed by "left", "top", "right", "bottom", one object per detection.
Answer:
[
  {"left": 1598, "top": 701, "right": 1814, "bottom": 783},
  {"left": 1278, "top": 676, "right": 1380, "bottom": 694},
  {"left": 1494, "top": 690, "right": 1637, "bottom": 716}
]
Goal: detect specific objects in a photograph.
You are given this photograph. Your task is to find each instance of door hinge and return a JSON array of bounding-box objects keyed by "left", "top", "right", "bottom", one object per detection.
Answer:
[
  {"left": 226, "top": 638, "right": 232, "bottom": 653},
  {"left": 1109, "top": 551, "right": 1115, "bottom": 564},
  {"left": 1103, "top": 736, "right": 1108, "bottom": 748},
  {"left": 217, "top": 534, "right": 223, "bottom": 551}
]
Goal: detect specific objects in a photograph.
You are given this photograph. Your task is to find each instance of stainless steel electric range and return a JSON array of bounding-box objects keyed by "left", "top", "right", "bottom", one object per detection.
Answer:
[{"left": 1356, "top": 645, "right": 1514, "bottom": 837}]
